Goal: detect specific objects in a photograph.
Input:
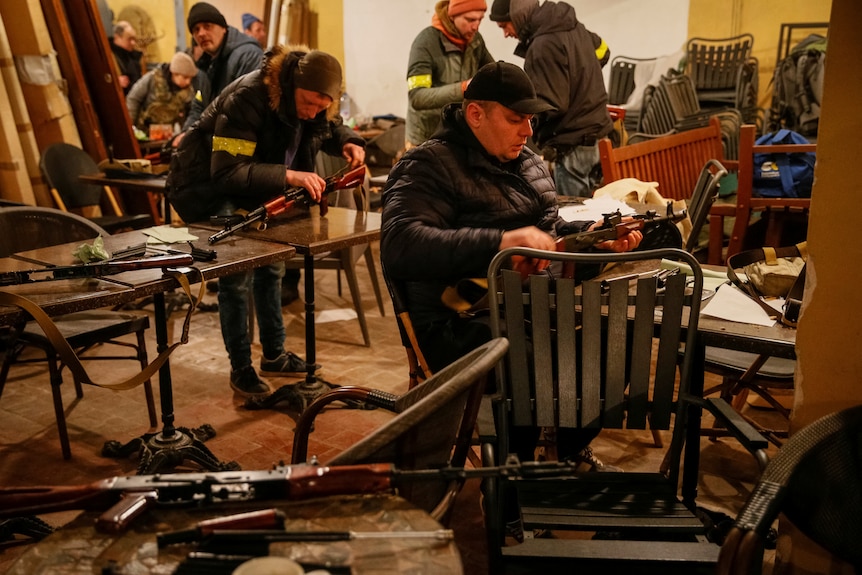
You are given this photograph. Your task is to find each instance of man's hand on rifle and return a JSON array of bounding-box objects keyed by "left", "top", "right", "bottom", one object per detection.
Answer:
[
  {"left": 286, "top": 170, "right": 327, "bottom": 201},
  {"left": 588, "top": 217, "right": 643, "bottom": 253},
  {"left": 342, "top": 142, "right": 365, "bottom": 168}
]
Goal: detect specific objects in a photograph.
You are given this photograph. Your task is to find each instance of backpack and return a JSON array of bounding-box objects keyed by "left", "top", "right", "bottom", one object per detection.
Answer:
[
  {"left": 752, "top": 129, "right": 816, "bottom": 198},
  {"left": 767, "top": 34, "right": 827, "bottom": 137}
]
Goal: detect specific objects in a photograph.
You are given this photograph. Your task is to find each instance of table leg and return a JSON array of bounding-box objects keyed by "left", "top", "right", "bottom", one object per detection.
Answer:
[
  {"left": 102, "top": 292, "right": 240, "bottom": 473},
  {"left": 245, "top": 255, "right": 357, "bottom": 415}
]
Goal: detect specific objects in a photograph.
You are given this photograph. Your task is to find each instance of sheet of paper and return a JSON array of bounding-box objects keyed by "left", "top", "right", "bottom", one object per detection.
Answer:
[
  {"left": 315, "top": 308, "right": 358, "bottom": 323},
  {"left": 700, "top": 283, "right": 784, "bottom": 326},
  {"left": 142, "top": 225, "right": 199, "bottom": 244},
  {"left": 559, "top": 196, "right": 635, "bottom": 223}
]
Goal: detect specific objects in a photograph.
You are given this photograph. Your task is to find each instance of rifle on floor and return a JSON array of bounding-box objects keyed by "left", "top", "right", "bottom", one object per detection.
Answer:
[
  {"left": 208, "top": 164, "right": 366, "bottom": 245},
  {"left": 0, "top": 253, "right": 195, "bottom": 287},
  {"left": 0, "top": 457, "right": 578, "bottom": 533}
]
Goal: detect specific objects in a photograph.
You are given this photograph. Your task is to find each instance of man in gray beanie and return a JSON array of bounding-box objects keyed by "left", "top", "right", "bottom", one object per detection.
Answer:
[
  {"left": 168, "top": 47, "right": 365, "bottom": 398},
  {"left": 181, "top": 2, "right": 263, "bottom": 131}
]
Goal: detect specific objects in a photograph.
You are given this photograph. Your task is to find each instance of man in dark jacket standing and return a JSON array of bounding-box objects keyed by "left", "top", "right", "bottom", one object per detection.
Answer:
[
  {"left": 182, "top": 2, "right": 264, "bottom": 131},
  {"left": 490, "top": 0, "right": 614, "bottom": 198},
  {"left": 381, "top": 62, "right": 639, "bottom": 489},
  {"left": 168, "top": 47, "right": 365, "bottom": 397},
  {"left": 110, "top": 21, "right": 143, "bottom": 94}
]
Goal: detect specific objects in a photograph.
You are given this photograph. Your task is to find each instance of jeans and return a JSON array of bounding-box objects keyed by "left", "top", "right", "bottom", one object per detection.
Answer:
[
  {"left": 218, "top": 262, "right": 286, "bottom": 371},
  {"left": 554, "top": 143, "right": 602, "bottom": 198}
]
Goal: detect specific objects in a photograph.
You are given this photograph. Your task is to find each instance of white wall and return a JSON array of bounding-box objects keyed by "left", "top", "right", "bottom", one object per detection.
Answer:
[{"left": 344, "top": 0, "right": 690, "bottom": 119}]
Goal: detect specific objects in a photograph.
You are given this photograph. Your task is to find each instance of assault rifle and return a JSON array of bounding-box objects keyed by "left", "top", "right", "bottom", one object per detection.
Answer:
[
  {"left": 0, "top": 253, "right": 194, "bottom": 287},
  {"left": 208, "top": 164, "right": 367, "bottom": 245},
  {"left": 556, "top": 203, "right": 687, "bottom": 252},
  {"left": 0, "top": 457, "right": 578, "bottom": 533}
]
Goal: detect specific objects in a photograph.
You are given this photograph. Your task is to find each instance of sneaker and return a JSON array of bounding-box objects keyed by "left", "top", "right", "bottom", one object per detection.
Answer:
[
  {"left": 206, "top": 279, "right": 219, "bottom": 293},
  {"left": 572, "top": 446, "right": 623, "bottom": 473},
  {"left": 259, "top": 351, "right": 321, "bottom": 377},
  {"left": 505, "top": 519, "right": 525, "bottom": 544},
  {"left": 230, "top": 366, "right": 271, "bottom": 398}
]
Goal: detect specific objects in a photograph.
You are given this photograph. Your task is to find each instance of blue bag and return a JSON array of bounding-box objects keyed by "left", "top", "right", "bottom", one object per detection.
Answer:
[{"left": 752, "top": 129, "right": 816, "bottom": 198}]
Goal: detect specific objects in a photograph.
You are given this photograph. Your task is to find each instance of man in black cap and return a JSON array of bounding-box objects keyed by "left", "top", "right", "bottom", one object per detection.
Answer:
[
  {"left": 381, "top": 61, "right": 639, "bottom": 521},
  {"left": 182, "top": 2, "right": 264, "bottom": 131},
  {"left": 167, "top": 47, "right": 365, "bottom": 398}
]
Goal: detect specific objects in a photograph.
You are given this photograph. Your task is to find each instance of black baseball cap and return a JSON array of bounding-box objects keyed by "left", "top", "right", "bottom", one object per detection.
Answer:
[{"left": 464, "top": 61, "right": 555, "bottom": 115}]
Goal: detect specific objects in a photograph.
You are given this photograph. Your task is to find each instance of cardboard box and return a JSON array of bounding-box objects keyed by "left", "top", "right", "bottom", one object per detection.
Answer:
[{"left": 0, "top": 0, "right": 54, "bottom": 56}]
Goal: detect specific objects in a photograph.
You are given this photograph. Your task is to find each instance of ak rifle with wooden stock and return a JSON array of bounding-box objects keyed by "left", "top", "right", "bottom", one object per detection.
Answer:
[
  {"left": 0, "top": 457, "right": 579, "bottom": 534},
  {"left": 556, "top": 203, "right": 688, "bottom": 252},
  {"left": 208, "top": 164, "right": 366, "bottom": 245},
  {"left": 0, "top": 253, "right": 194, "bottom": 287}
]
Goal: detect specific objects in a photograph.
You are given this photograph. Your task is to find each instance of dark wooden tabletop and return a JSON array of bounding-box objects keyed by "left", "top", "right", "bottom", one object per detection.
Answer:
[
  {"left": 0, "top": 227, "right": 295, "bottom": 325},
  {"left": 201, "top": 205, "right": 382, "bottom": 255},
  {"left": 79, "top": 172, "right": 167, "bottom": 193}
]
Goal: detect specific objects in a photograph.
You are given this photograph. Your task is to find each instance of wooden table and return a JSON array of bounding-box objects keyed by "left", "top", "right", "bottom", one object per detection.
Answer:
[
  {"left": 1, "top": 228, "right": 295, "bottom": 473},
  {"left": 79, "top": 172, "right": 169, "bottom": 225},
  {"left": 202, "top": 205, "right": 382, "bottom": 414},
  {"left": 5, "top": 494, "right": 462, "bottom": 575}
]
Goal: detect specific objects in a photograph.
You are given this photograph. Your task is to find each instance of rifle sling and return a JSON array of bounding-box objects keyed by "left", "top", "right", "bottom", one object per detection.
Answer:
[{"left": 0, "top": 269, "right": 205, "bottom": 391}]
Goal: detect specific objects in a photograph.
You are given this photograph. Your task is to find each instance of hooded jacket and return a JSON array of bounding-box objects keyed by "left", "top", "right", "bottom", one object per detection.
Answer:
[
  {"left": 183, "top": 26, "right": 264, "bottom": 129},
  {"left": 406, "top": 1, "right": 495, "bottom": 145},
  {"left": 381, "top": 102, "right": 590, "bottom": 326},
  {"left": 167, "top": 46, "right": 364, "bottom": 223},
  {"left": 509, "top": 0, "right": 612, "bottom": 150}
]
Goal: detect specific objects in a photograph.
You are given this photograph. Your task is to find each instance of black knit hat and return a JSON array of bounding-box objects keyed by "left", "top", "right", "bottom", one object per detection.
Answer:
[
  {"left": 187, "top": 2, "right": 227, "bottom": 32},
  {"left": 489, "top": 0, "right": 510, "bottom": 22},
  {"left": 293, "top": 51, "right": 342, "bottom": 101},
  {"left": 465, "top": 61, "right": 554, "bottom": 114}
]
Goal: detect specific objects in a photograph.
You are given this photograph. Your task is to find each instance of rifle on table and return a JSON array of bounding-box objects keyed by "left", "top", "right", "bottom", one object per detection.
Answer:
[
  {"left": 0, "top": 457, "right": 579, "bottom": 534},
  {"left": 0, "top": 253, "right": 195, "bottom": 287},
  {"left": 208, "top": 164, "right": 367, "bottom": 245}
]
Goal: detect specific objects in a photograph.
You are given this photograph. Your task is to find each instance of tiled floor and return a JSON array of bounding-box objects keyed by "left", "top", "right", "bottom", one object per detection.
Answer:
[{"left": 0, "top": 243, "right": 785, "bottom": 573}]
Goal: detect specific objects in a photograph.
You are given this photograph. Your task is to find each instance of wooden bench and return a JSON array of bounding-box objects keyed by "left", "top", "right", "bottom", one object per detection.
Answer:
[{"left": 599, "top": 116, "right": 738, "bottom": 263}]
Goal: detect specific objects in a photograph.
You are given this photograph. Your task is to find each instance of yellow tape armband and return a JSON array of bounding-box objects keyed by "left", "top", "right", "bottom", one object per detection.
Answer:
[
  {"left": 408, "top": 74, "right": 432, "bottom": 90},
  {"left": 595, "top": 39, "right": 609, "bottom": 62},
  {"left": 194, "top": 89, "right": 203, "bottom": 102},
  {"left": 212, "top": 136, "right": 256, "bottom": 157}
]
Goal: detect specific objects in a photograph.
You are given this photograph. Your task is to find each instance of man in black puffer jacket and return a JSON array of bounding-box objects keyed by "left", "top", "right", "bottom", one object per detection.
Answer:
[
  {"left": 168, "top": 47, "right": 365, "bottom": 398},
  {"left": 381, "top": 60, "right": 641, "bottom": 467}
]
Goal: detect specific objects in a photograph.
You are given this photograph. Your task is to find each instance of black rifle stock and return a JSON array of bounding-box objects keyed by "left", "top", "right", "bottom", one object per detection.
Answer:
[
  {"left": 0, "top": 254, "right": 195, "bottom": 287},
  {"left": 208, "top": 164, "right": 366, "bottom": 245},
  {"left": 0, "top": 458, "right": 578, "bottom": 533}
]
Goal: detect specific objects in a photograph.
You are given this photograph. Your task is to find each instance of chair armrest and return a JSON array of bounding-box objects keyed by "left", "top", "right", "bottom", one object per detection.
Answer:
[
  {"left": 291, "top": 386, "right": 398, "bottom": 464},
  {"left": 689, "top": 395, "right": 770, "bottom": 471}
]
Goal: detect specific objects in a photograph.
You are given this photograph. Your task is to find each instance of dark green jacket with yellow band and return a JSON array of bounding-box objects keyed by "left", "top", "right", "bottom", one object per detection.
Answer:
[{"left": 406, "top": 26, "right": 494, "bottom": 146}]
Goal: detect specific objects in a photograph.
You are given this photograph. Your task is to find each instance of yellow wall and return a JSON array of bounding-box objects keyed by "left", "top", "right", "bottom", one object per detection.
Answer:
[{"left": 687, "top": 0, "right": 832, "bottom": 109}]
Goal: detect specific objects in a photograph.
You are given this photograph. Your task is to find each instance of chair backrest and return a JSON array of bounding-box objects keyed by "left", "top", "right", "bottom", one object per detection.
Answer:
[
  {"left": 328, "top": 337, "right": 508, "bottom": 513},
  {"left": 686, "top": 34, "right": 754, "bottom": 92},
  {"left": 717, "top": 404, "right": 862, "bottom": 574},
  {"left": 724, "top": 124, "right": 816, "bottom": 260},
  {"left": 600, "top": 116, "right": 726, "bottom": 201},
  {"left": 381, "top": 261, "right": 432, "bottom": 389},
  {"left": 487, "top": 247, "right": 703, "bottom": 487},
  {"left": 0, "top": 206, "right": 109, "bottom": 257},
  {"left": 39, "top": 143, "right": 105, "bottom": 209},
  {"left": 685, "top": 159, "right": 729, "bottom": 253}
]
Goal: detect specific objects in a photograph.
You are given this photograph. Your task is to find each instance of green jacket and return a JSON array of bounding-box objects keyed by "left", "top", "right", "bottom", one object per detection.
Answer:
[{"left": 406, "top": 26, "right": 494, "bottom": 146}]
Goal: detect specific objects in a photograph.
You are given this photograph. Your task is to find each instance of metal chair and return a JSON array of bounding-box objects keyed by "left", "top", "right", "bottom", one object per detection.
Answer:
[
  {"left": 685, "top": 34, "right": 755, "bottom": 106},
  {"left": 685, "top": 159, "right": 729, "bottom": 253},
  {"left": 0, "top": 207, "right": 156, "bottom": 459},
  {"left": 39, "top": 143, "right": 153, "bottom": 233},
  {"left": 291, "top": 337, "right": 508, "bottom": 522},
  {"left": 718, "top": 404, "right": 862, "bottom": 574},
  {"left": 481, "top": 246, "right": 769, "bottom": 573}
]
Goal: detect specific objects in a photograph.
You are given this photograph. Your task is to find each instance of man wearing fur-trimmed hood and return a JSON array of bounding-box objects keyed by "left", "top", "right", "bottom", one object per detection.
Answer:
[{"left": 167, "top": 46, "right": 365, "bottom": 397}]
